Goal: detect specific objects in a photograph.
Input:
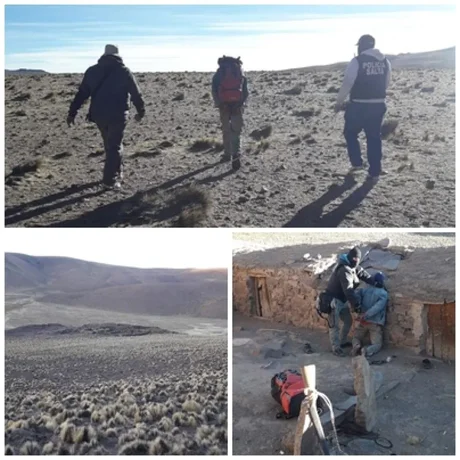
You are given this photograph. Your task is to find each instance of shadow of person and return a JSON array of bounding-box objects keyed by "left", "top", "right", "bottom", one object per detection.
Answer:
[
  {"left": 284, "top": 175, "right": 358, "bottom": 227},
  {"left": 314, "top": 179, "right": 376, "bottom": 227},
  {"left": 47, "top": 161, "right": 223, "bottom": 227},
  {"left": 5, "top": 181, "right": 101, "bottom": 219}
]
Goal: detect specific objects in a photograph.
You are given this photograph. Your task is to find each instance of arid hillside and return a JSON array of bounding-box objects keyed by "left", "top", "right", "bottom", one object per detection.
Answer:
[
  {"left": 5, "top": 48, "right": 455, "bottom": 227},
  {"left": 5, "top": 253, "right": 227, "bottom": 319}
]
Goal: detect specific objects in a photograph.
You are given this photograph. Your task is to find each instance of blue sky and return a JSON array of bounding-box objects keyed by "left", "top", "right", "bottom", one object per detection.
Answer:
[{"left": 5, "top": 5, "right": 456, "bottom": 72}]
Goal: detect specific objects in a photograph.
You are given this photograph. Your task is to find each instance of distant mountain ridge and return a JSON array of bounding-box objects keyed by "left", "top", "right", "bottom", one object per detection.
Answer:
[
  {"left": 5, "top": 68, "right": 48, "bottom": 75},
  {"left": 5, "top": 46, "right": 454, "bottom": 76},
  {"left": 5, "top": 253, "right": 227, "bottom": 319},
  {"left": 293, "top": 47, "right": 455, "bottom": 72}
]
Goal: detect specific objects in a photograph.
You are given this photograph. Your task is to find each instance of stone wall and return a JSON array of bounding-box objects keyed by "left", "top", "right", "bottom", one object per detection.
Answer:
[
  {"left": 233, "top": 265, "right": 327, "bottom": 331},
  {"left": 233, "top": 265, "right": 432, "bottom": 353}
]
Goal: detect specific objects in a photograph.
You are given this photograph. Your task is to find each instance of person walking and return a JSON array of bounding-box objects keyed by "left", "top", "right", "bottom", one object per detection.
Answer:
[
  {"left": 334, "top": 35, "right": 392, "bottom": 182},
  {"left": 212, "top": 56, "right": 248, "bottom": 170},
  {"left": 67, "top": 44, "right": 145, "bottom": 189}
]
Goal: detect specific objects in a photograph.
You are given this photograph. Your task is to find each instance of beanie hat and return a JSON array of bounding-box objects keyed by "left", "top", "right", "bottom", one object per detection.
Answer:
[
  {"left": 347, "top": 247, "right": 361, "bottom": 261},
  {"left": 374, "top": 272, "right": 385, "bottom": 286},
  {"left": 104, "top": 44, "right": 119, "bottom": 56}
]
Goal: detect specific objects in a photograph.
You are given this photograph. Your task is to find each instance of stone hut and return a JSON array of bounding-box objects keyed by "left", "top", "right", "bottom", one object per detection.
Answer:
[{"left": 233, "top": 239, "right": 455, "bottom": 361}]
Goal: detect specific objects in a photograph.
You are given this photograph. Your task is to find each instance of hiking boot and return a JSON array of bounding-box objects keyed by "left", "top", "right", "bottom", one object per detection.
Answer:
[
  {"left": 365, "top": 174, "right": 380, "bottom": 184},
  {"left": 341, "top": 341, "right": 353, "bottom": 349},
  {"left": 221, "top": 152, "right": 231, "bottom": 162},
  {"left": 332, "top": 347, "right": 346, "bottom": 358},
  {"left": 232, "top": 156, "right": 241, "bottom": 171}
]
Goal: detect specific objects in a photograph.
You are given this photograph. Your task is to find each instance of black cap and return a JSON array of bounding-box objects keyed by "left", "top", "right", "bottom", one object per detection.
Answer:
[
  {"left": 347, "top": 247, "right": 362, "bottom": 261},
  {"left": 356, "top": 34, "right": 375, "bottom": 48}
]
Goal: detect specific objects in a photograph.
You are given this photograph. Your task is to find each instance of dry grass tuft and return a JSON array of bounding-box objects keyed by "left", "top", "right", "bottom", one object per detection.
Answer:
[{"left": 381, "top": 119, "right": 399, "bottom": 139}]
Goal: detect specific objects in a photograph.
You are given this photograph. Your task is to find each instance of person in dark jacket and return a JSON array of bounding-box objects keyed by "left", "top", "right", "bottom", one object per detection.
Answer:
[
  {"left": 212, "top": 56, "right": 249, "bottom": 170},
  {"left": 352, "top": 271, "right": 388, "bottom": 357},
  {"left": 325, "top": 246, "right": 374, "bottom": 357},
  {"left": 67, "top": 44, "right": 145, "bottom": 189},
  {"left": 334, "top": 35, "right": 392, "bottom": 182}
]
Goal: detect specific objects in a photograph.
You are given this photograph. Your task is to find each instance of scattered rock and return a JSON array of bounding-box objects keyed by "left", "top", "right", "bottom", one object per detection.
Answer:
[
  {"left": 250, "top": 125, "right": 272, "bottom": 140},
  {"left": 158, "top": 140, "right": 174, "bottom": 148},
  {"left": 425, "top": 180, "right": 435, "bottom": 190},
  {"left": 283, "top": 85, "right": 302, "bottom": 96},
  {"left": 172, "top": 92, "right": 185, "bottom": 101},
  {"left": 407, "top": 435, "right": 422, "bottom": 445}
]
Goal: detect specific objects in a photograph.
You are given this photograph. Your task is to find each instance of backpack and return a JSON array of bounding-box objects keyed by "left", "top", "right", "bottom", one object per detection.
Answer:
[
  {"left": 271, "top": 369, "right": 323, "bottom": 419},
  {"left": 217, "top": 56, "right": 244, "bottom": 104},
  {"left": 316, "top": 291, "right": 334, "bottom": 316}
]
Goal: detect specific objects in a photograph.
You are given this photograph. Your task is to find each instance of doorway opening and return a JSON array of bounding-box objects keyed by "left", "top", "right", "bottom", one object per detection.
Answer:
[
  {"left": 425, "top": 301, "right": 455, "bottom": 361},
  {"left": 249, "top": 275, "right": 271, "bottom": 318}
]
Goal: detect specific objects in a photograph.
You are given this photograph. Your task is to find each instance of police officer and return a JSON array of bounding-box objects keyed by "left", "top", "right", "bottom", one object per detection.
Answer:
[{"left": 334, "top": 35, "right": 392, "bottom": 182}]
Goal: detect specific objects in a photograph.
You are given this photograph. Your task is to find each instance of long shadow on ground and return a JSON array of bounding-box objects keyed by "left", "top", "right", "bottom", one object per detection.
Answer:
[
  {"left": 5, "top": 182, "right": 105, "bottom": 226},
  {"left": 46, "top": 161, "right": 224, "bottom": 227},
  {"left": 284, "top": 176, "right": 375, "bottom": 227}
]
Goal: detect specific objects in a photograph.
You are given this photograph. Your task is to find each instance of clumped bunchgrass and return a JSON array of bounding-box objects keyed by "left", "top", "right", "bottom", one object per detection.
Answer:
[
  {"left": 189, "top": 138, "right": 223, "bottom": 152},
  {"left": 5, "top": 332, "right": 227, "bottom": 455}
]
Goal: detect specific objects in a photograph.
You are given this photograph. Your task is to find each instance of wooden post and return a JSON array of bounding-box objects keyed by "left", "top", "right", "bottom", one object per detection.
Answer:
[{"left": 293, "top": 365, "right": 329, "bottom": 455}]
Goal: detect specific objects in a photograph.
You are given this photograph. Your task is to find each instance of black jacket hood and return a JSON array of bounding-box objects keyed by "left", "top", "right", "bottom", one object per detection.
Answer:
[{"left": 98, "top": 54, "right": 125, "bottom": 69}]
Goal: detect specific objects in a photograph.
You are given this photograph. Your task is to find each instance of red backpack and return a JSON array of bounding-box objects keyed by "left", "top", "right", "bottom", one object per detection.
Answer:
[
  {"left": 271, "top": 369, "right": 324, "bottom": 419},
  {"left": 271, "top": 369, "right": 306, "bottom": 419},
  {"left": 217, "top": 56, "right": 244, "bottom": 104}
]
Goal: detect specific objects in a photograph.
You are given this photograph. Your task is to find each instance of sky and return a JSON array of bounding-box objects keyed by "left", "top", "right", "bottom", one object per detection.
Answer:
[
  {"left": 5, "top": 4, "right": 457, "bottom": 72},
  {"left": 4, "top": 229, "right": 229, "bottom": 269}
]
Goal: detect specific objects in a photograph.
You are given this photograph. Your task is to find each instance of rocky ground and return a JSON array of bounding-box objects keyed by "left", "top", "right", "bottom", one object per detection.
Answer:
[
  {"left": 5, "top": 327, "right": 227, "bottom": 455},
  {"left": 233, "top": 314, "right": 455, "bottom": 456},
  {"left": 4, "top": 66, "right": 455, "bottom": 227},
  {"left": 233, "top": 231, "right": 455, "bottom": 257}
]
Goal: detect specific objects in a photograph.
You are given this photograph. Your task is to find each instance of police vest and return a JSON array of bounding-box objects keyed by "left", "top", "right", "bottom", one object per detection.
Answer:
[{"left": 350, "top": 54, "right": 389, "bottom": 101}]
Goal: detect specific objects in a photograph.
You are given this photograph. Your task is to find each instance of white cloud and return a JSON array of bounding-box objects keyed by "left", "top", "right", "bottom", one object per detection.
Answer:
[{"left": 5, "top": 10, "right": 456, "bottom": 72}]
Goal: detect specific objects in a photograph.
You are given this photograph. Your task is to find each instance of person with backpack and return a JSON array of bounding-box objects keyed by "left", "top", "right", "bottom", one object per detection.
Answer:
[
  {"left": 334, "top": 35, "right": 392, "bottom": 183},
  {"left": 67, "top": 44, "right": 145, "bottom": 190},
  {"left": 211, "top": 56, "right": 248, "bottom": 170},
  {"left": 351, "top": 271, "right": 389, "bottom": 357},
  {"left": 320, "top": 247, "right": 375, "bottom": 357}
]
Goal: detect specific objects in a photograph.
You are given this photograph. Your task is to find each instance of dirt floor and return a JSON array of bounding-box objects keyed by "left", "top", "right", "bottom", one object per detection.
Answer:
[
  {"left": 5, "top": 324, "right": 227, "bottom": 455},
  {"left": 4, "top": 67, "right": 455, "bottom": 227},
  {"left": 232, "top": 313, "right": 455, "bottom": 456}
]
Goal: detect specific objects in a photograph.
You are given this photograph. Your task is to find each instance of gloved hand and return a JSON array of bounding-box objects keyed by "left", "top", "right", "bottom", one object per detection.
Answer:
[
  {"left": 66, "top": 114, "right": 75, "bottom": 127},
  {"left": 135, "top": 112, "right": 144, "bottom": 122}
]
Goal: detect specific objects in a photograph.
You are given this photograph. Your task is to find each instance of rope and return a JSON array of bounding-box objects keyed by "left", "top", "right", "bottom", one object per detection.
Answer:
[{"left": 315, "top": 390, "right": 346, "bottom": 455}]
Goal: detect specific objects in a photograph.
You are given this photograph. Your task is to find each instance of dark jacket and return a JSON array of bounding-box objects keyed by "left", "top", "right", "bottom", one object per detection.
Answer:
[
  {"left": 211, "top": 69, "right": 248, "bottom": 105},
  {"left": 68, "top": 55, "right": 145, "bottom": 123},
  {"left": 350, "top": 49, "right": 390, "bottom": 102},
  {"left": 326, "top": 254, "right": 374, "bottom": 308}
]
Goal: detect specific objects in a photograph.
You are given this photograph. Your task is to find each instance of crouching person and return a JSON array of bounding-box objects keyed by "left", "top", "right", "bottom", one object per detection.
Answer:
[{"left": 352, "top": 271, "right": 388, "bottom": 357}]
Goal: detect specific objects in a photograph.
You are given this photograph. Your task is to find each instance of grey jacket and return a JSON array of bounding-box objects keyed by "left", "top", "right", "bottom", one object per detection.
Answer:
[
  {"left": 68, "top": 55, "right": 145, "bottom": 123},
  {"left": 326, "top": 254, "right": 374, "bottom": 309}
]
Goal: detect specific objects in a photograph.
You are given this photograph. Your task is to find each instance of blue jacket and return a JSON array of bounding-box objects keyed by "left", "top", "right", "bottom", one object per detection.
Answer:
[{"left": 356, "top": 286, "right": 388, "bottom": 325}]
